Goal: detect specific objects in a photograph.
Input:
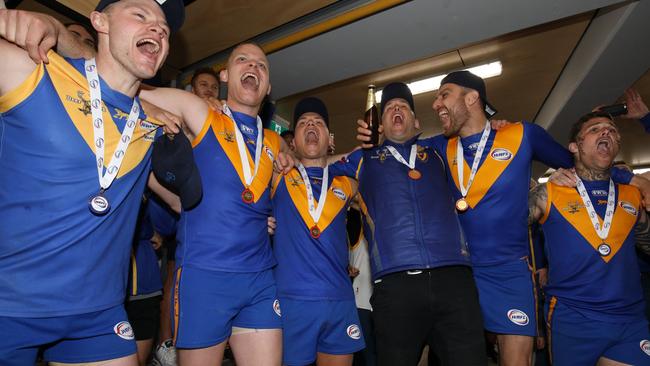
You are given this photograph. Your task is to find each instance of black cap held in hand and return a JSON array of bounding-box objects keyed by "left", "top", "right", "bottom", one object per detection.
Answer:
[
  {"left": 380, "top": 82, "right": 415, "bottom": 114},
  {"left": 152, "top": 133, "right": 202, "bottom": 210},
  {"left": 440, "top": 71, "right": 498, "bottom": 119},
  {"left": 293, "top": 97, "right": 329, "bottom": 128},
  {"left": 95, "top": 0, "right": 185, "bottom": 33}
]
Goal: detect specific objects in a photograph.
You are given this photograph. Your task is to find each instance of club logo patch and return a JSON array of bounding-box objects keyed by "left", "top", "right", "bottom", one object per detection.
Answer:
[
  {"left": 333, "top": 187, "right": 347, "bottom": 201},
  {"left": 490, "top": 148, "right": 513, "bottom": 161},
  {"left": 273, "top": 299, "right": 281, "bottom": 317},
  {"left": 347, "top": 324, "right": 361, "bottom": 340},
  {"left": 113, "top": 321, "right": 134, "bottom": 340},
  {"left": 640, "top": 340, "right": 650, "bottom": 356},
  {"left": 619, "top": 201, "right": 638, "bottom": 216},
  {"left": 507, "top": 309, "right": 529, "bottom": 326}
]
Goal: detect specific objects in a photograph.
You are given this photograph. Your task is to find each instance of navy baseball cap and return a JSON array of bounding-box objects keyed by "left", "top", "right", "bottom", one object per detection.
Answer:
[
  {"left": 380, "top": 82, "right": 415, "bottom": 114},
  {"left": 152, "top": 133, "right": 202, "bottom": 210},
  {"left": 440, "top": 71, "right": 498, "bottom": 118},
  {"left": 293, "top": 97, "right": 329, "bottom": 128},
  {"left": 95, "top": 0, "right": 185, "bottom": 33}
]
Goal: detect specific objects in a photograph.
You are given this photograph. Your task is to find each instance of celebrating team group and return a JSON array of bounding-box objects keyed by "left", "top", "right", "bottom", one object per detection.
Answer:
[{"left": 2, "top": 0, "right": 650, "bottom": 365}]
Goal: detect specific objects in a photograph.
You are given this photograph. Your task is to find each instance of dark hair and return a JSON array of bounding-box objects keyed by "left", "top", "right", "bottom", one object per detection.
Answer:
[
  {"left": 280, "top": 130, "right": 295, "bottom": 138},
  {"left": 64, "top": 22, "right": 97, "bottom": 46},
  {"left": 568, "top": 111, "right": 613, "bottom": 143},
  {"left": 190, "top": 68, "right": 219, "bottom": 88}
]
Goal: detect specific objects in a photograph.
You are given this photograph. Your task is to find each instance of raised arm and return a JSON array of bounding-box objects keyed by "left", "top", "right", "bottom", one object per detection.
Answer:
[
  {"left": 528, "top": 183, "right": 548, "bottom": 225},
  {"left": 139, "top": 87, "right": 209, "bottom": 140}
]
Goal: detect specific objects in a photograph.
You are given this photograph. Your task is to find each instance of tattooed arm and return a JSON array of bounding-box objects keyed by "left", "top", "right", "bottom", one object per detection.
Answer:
[
  {"left": 528, "top": 183, "right": 548, "bottom": 225},
  {"left": 635, "top": 209, "right": 650, "bottom": 255}
]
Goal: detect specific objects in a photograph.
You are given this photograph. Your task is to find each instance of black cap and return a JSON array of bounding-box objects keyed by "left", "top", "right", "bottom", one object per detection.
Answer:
[
  {"left": 440, "top": 71, "right": 497, "bottom": 118},
  {"left": 95, "top": 0, "right": 185, "bottom": 34},
  {"left": 380, "top": 82, "right": 415, "bottom": 114},
  {"left": 293, "top": 97, "right": 329, "bottom": 128},
  {"left": 152, "top": 133, "right": 202, "bottom": 210}
]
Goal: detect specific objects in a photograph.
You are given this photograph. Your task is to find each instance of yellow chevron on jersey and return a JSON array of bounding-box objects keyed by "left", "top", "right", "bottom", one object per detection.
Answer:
[
  {"left": 447, "top": 122, "right": 524, "bottom": 208},
  {"left": 544, "top": 182, "right": 640, "bottom": 263},
  {"left": 281, "top": 168, "right": 353, "bottom": 233},
  {"left": 207, "top": 110, "right": 280, "bottom": 203},
  {"left": 35, "top": 52, "right": 159, "bottom": 179}
]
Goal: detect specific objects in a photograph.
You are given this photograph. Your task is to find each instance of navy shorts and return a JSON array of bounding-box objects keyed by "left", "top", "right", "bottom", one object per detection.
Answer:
[
  {"left": 0, "top": 304, "right": 136, "bottom": 365},
  {"left": 172, "top": 266, "right": 282, "bottom": 348},
  {"left": 281, "top": 298, "right": 365, "bottom": 365},
  {"left": 473, "top": 258, "right": 537, "bottom": 336}
]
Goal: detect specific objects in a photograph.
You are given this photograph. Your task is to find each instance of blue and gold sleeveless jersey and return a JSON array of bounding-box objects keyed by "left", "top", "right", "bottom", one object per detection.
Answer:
[
  {"left": 176, "top": 110, "right": 281, "bottom": 272},
  {"left": 271, "top": 167, "right": 355, "bottom": 300},
  {"left": 0, "top": 52, "right": 160, "bottom": 317},
  {"left": 435, "top": 122, "right": 573, "bottom": 265},
  {"left": 541, "top": 181, "right": 645, "bottom": 321}
]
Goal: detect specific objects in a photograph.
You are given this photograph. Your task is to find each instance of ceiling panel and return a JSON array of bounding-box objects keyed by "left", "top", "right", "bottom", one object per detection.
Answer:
[
  {"left": 275, "top": 13, "right": 593, "bottom": 155},
  {"left": 166, "top": 0, "right": 335, "bottom": 68}
]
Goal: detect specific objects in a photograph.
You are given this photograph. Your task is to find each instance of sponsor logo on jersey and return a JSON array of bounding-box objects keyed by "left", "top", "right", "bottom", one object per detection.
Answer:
[
  {"left": 490, "top": 148, "right": 513, "bottom": 161},
  {"left": 273, "top": 299, "right": 281, "bottom": 317},
  {"left": 113, "top": 321, "right": 135, "bottom": 340},
  {"left": 468, "top": 142, "right": 479, "bottom": 152},
  {"left": 240, "top": 124, "right": 255, "bottom": 136},
  {"left": 347, "top": 324, "right": 361, "bottom": 340},
  {"left": 591, "top": 189, "right": 608, "bottom": 197},
  {"left": 139, "top": 120, "right": 158, "bottom": 141},
  {"left": 507, "top": 309, "right": 529, "bottom": 326},
  {"left": 333, "top": 187, "right": 347, "bottom": 201},
  {"left": 619, "top": 201, "right": 638, "bottom": 216},
  {"left": 640, "top": 340, "right": 650, "bottom": 356}
]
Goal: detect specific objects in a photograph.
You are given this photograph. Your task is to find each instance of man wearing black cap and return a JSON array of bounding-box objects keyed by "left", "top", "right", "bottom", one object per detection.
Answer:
[
  {"left": 272, "top": 96, "right": 364, "bottom": 366},
  {"left": 332, "top": 82, "right": 486, "bottom": 366},
  {"left": 430, "top": 71, "right": 645, "bottom": 365},
  {"left": 0, "top": 0, "right": 184, "bottom": 365}
]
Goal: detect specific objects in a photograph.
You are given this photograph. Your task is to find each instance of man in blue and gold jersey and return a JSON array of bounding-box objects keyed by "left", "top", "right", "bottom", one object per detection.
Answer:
[
  {"left": 332, "top": 82, "right": 486, "bottom": 366},
  {"left": 272, "top": 97, "right": 363, "bottom": 366},
  {"left": 529, "top": 111, "right": 650, "bottom": 365},
  {"left": 138, "top": 43, "right": 293, "bottom": 366},
  {"left": 429, "top": 71, "right": 648, "bottom": 365},
  {"left": 0, "top": 1, "right": 183, "bottom": 365}
]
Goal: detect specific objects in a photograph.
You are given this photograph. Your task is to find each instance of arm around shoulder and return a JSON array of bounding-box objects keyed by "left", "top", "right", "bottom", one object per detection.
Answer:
[{"left": 528, "top": 183, "right": 548, "bottom": 225}]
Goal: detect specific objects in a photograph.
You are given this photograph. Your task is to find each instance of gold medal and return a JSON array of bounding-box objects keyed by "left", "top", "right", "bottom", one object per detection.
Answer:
[
  {"left": 242, "top": 188, "right": 254, "bottom": 204},
  {"left": 455, "top": 198, "right": 469, "bottom": 212},
  {"left": 310, "top": 225, "right": 321, "bottom": 239},
  {"left": 408, "top": 169, "right": 421, "bottom": 180}
]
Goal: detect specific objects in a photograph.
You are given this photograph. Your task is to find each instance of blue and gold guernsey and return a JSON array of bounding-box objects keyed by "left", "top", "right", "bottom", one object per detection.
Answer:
[
  {"left": 434, "top": 122, "right": 573, "bottom": 265},
  {"left": 541, "top": 181, "right": 645, "bottom": 321},
  {"left": 0, "top": 51, "right": 161, "bottom": 317},
  {"left": 176, "top": 109, "right": 281, "bottom": 272},
  {"left": 271, "top": 167, "right": 355, "bottom": 300}
]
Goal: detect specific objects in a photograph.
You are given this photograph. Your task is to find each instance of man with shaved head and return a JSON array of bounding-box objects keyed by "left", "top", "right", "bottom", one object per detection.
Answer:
[
  {"left": 0, "top": 0, "right": 183, "bottom": 364},
  {"left": 138, "top": 42, "right": 293, "bottom": 366}
]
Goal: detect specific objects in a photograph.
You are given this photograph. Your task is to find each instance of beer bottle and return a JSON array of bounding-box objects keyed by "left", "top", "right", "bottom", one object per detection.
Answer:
[{"left": 364, "top": 85, "right": 380, "bottom": 147}]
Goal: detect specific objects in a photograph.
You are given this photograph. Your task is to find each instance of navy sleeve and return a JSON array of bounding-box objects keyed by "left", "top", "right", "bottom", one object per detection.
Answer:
[
  {"left": 148, "top": 196, "right": 178, "bottom": 237},
  {"left": 640, "top": 113, "right": 650, "bottom": 134},
  {"left": 328, "top": 149, "right": 363, "bottom": 179},
  {"left": 424, "top": 134, "right": 448, "bottom": 157},
  {"left": 527, "top": 122, "right": 573, "bottom": 169},
  {"left": 611, "top": 167, "right": 633, "bottom": 185}
]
